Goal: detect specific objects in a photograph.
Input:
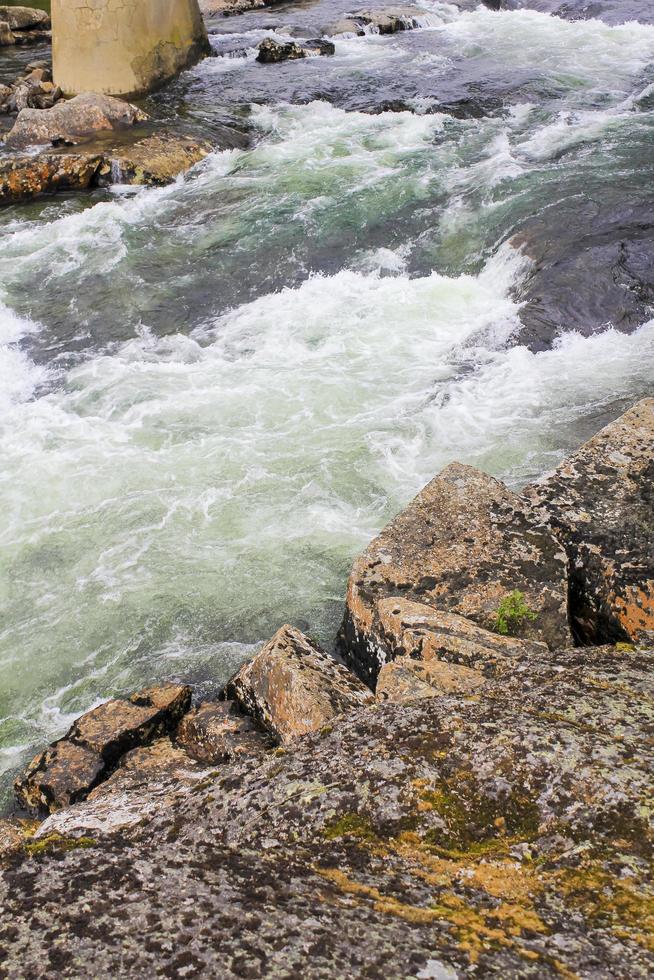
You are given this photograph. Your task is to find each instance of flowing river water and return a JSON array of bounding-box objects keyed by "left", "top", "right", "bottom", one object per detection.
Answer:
[{"left": 0, "top": 0, "right": 653, "bottom": 806}]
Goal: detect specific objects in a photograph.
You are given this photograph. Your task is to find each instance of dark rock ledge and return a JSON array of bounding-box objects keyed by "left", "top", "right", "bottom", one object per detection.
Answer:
[{"left": 1, "top": 398, "right": 653, "bottom": 978}]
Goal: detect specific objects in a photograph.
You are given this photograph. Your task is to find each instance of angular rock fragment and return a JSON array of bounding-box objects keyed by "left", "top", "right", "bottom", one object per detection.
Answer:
[
  {"left": 370, "top": 599, "right": 547, "bottom": 675},
  {"left": 225, "top": 624, "right": 374, "bottom": 743},
  {"left": 177, "top": 700, "right": 272, "bottom": 764},
  {"left": 98, "top": 133, "right": 213, "bottom": 186},
  {"left": 5, "top": 91, "right": 148, "bottom": 147},
  {"left": 376, "top": 656, "right": 485, "bottom": 702},
  {"left": 15, "top": 683, "right": 191, "bottom": 814},
  {"left": 256, "top": 37, "right": 335, "bottom": 63},
  {"left": 525, "top": 397, "right": 654, "bottom": 644},
  {"left": 339, "top": 462, "right": 570, "bottom": 685},
  {"left": 0, "top": 153, "right": 102, "bottom": 204}
]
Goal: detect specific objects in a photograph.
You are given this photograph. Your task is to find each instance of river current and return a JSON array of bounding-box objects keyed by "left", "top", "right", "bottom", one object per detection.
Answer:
[{"left": 0, "top": 0, "right": 653, "bottom": 806}]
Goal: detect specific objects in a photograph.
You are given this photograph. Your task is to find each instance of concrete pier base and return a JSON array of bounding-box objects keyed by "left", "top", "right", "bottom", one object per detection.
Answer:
[{"left": 52, "top": 0, "right": 210, "bottom": 98}]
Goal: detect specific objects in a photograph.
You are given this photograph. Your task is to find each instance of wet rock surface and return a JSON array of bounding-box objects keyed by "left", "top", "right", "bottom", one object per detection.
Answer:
[
  {"left": 225, "top": 624, "right": 374, "bottom": 742},
  {"left": 97, "top": 132, "right": 213, "bottom": 185},
  {"left": 525, "top": 397, "right": 654, "bottom": 644},
  {"left": 0, "top": 152, "right": 102, "bottom": 203},
  {"left": 0, "top": 62, "right": 60, "bottom": 116},
  {"left": 256, "top": 37, "right": 335, "bottom": 62},
  {"left": 4, "top": 92, "right": 149, "bottom": 147},
  {"left": 339, "top": 462, "right": 570, "bottom": 685},
  {"left": 15, "top": 683, "right": 192, "bottom": 814},
  {"left": 2, "top": 643, "right": 653, "bottom": 977}
]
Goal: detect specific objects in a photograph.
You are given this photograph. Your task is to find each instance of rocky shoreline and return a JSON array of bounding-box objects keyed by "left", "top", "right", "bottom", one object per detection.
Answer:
[{"left": 1, "top": 397, "right": 652, "bottom": 977}]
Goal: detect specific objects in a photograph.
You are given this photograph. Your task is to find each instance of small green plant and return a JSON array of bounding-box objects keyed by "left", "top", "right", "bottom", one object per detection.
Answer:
[{"left": 493, "top": 590, "right": 537, "bottom": 637}]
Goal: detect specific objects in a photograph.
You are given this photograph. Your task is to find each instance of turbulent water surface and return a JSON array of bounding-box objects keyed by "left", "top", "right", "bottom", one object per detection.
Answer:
[{"left": 0, "top": 0, "right": 653, "bottom": 806}]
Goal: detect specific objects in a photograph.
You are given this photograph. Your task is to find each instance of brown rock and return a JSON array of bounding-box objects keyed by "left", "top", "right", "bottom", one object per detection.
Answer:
[
  {"left": 339, "top": 462, "right": 570, "bottom": 685},
  {"left": 370, "top": 598, "right": 547, "bottom": 675},
  {"left": 376, "top": 656, "right": 486, "bottom": 703},
  {"left": 256, "top": 37, "right": 335, "bottom": 63},
  {"left": 0, "top": 820, "right": 30, "bottom": 860},
  {"left": 525, "top": 398, "right": 654, "bottom": 644},
  {"left": 0, "top": 19, "right": 15, "bottom": 45},
  {"left": 0, "top": 6, "right": 50, "bottom": 31},
  {"left": 5, "top": 92, "right": 148, "bottom": 147},
  {"left": 15, "top": 683, "right": 191, "bottom": 814},
  {"left": 0, "top": 153, "right": 101, "bottom": 204},
  {"left": 99, "top": 133, "right": 212, "bottom": 186},
  {"left": 177, "top": 700, "right": 271, "bottom": 764},
  {"left": 34, "top": 738, "right": 209, "bottom": 838},
  {"left": 225, "top": 625, "right": 374, "bottom": 743}
]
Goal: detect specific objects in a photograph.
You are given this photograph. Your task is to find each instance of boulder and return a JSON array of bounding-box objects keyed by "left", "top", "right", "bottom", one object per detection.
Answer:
[
  {"left": 3, "top": 644, "right": 654, "bottom": 978},
  {"left": 0, "top": 19, "right": 14, "bottom": 44},
  {"left": 224, "top": 624, "right": 374, "bottom": 743},
  {"left": 0, "top": 820, "right": 30, "bottom": 861},
  {"left": 177, "top": 700, "right": 272, "bottom": 764},
  {"left": 256, "top": 37, "right": 335, "bottom": 63},
  {"left": 368, "top": 599, "right": 548, "bottom": 675},
  {"left": 15, "top": 682, "right": 191, "bottom": 814},
  {"left": 376, "top": 656, "right": 486, "bottom": 702},
  {"left": 525, "top": 398, "right": 654, "bottom": 644},
  {"left": 0, "top": 5, "right": 50, "bottom": 30},
  {"left": 326, "top": 6, "right": 426, "bottom": 36},
  {"left": 339, "top": 462, "right": 571, "bottom": 685},
  {"left": 0, "top": 154, "right": 103, "bottom": 205},
  {"left": 34, "top": 738, "right": 209, "bottom": 838},
  {"left": 98, "top": 133, "right": 212, "bottom": 186},
  {"left": 5, "top": 92, "right": 148, "bottom": 147}
]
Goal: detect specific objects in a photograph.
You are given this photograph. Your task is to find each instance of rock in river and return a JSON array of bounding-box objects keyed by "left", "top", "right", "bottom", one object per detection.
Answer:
[
  {"left": 0, "top": 5, "right": 50, "bottom": 31},
  {"left": 15, "top": 682, "right": 191, "bottom": 814},
  {"left": 225, "top": 624, "right": 374, "bottom": 742},
  {"left": 98, "top": 133, "right": 213, "bottom": 185},
  {"left": 339, "top": 462, "right": 570, "bottom": 685},
  {"left": 5, "top": 92, "right": 148, "bottom": 147},
  {"left": 256, "top": 37, "right": 335, "bottom": 63},
  {"left": 0, "top": 153, "right": 103, "bottom": 204},
  {"left": 525, "top": 396, "right": 654, "bottom": 644}
]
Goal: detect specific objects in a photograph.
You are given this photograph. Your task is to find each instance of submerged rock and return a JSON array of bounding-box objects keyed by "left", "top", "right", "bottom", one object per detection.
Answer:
[
  {"left": 376, "top": 655, "right": 486, "bottom": 701},
  {"left": 525, "top": 397, "right": 654, "bottom": 644},
  {"left": 15, "top": 682, "right": 191, "bottom": 814},
  {"left": 225, "top": 624, "right": 374, "bottom": 742},
  {"left": 2, "top": 643, "right": 653, "bottom": 977},
  {"left": 339, "top": 462, "right": 570, "bottom": 685},
  {"left": 5, "top": 92, "right": 148, "bottom": 148},
  {"left": 176, "top": 700, "right": 272, "bottom": 763},
  {"left": 256, "top": 37, "right": 335, "bottom": 63}
]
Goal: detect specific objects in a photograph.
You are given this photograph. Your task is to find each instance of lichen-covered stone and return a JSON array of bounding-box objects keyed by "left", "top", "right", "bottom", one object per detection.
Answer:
[
  {"left": 339, "top": 462, "right": 570, "bottom": 685},
  {"left": 2, "top": 644, "right": 653, "bottom": 977},
  {"left": 99, "top": 133, "right": 212, "bottom": 186},
  {"left": 376, "top": 655, "right": 486, "bottom": 702},
  {"left": 14, "top": 683, "right": 191, "bottom": 814},
  {"left": 326, "top": 6, "right": 428, "bottom": 36},
  {"left": 176, "top": 700, "right": 272, "bottom": 763},
  {"left": 370, "top": 598, "right": 548, "bottom": 676},
  {"left": 0, "top": 154, "right": 102, "bottom": 204},
  {"left": 525, "top": 397, "right": 654, "bottom": 645},
  {"left": 0, "top": 6, "right": 50, "bottom": 31},
  {"left": 5, "top": 92, "right": 148, "bottom": 147},
  {"left": 225, "top": 624, "right": 374, "bottom": 742}
]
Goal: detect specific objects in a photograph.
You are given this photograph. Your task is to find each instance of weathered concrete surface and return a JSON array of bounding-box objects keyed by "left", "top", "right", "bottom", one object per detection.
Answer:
[
  {"left": 15, "top": 683, "right": 191, "bottom": 814},
  {"left": 5, "top": 92, "right": 148, "bottom": 147},
  {"left": 339, "top": 462, "right": 570, "bottom": 685},
  {"left": 225, "top": 624, "right": 374, "bottom": 742},
  {"left": 525, "top": 397, "right": 654, "bottom": 645},
  {"left": 376, "top": 655, "right": 486, "bottom": 702},
  {"left": 1, "top": 644, "right": 652, "bottom": 978},
  {"left": 51, "top": 0, "right": 210, "bottom": 98},
  {"left": 176, "top": 700, "right": 272, "bottom": 763}
]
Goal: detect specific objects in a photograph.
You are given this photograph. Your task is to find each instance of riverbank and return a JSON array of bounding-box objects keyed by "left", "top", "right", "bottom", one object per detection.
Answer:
[{"left": 1, "top": 397, "right": 652, "bottom": 976}]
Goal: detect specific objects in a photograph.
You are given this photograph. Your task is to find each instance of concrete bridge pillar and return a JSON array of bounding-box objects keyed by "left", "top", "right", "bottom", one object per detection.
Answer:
[{"left": 51, "top": 0, "right": 210, "bottom": 98}]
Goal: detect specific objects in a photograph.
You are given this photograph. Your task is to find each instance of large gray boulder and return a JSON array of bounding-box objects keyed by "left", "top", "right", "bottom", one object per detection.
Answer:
[{"left": 5, "top": 92, "right": 148, "bottom": 147}]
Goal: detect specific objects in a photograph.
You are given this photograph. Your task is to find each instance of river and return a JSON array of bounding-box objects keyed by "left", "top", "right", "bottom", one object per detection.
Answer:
[{"left": 0, "top": 0, "right": 653, "bottom": 807}]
